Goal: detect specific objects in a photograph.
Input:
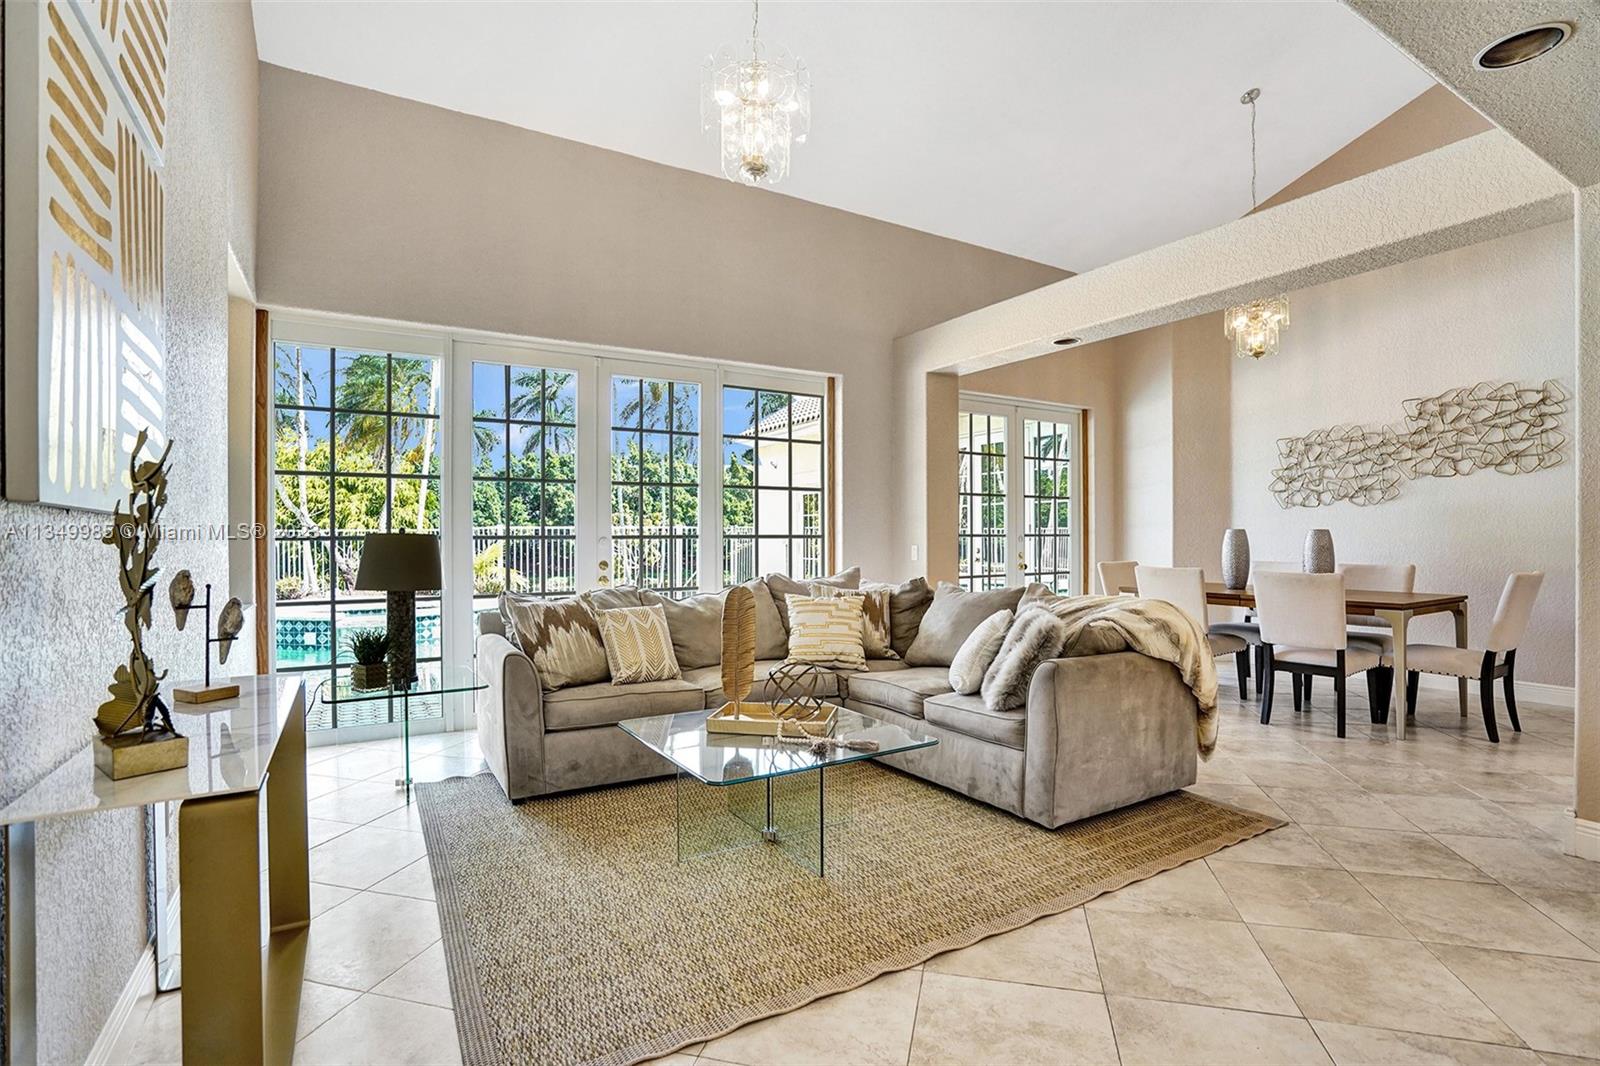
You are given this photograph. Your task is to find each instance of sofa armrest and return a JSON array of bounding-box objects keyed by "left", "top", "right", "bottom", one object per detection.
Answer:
[
  {"left": 476, "top": 631, "right": 547, "bottom": 801},
  {"left": 1023, "top": 652, "right": 1199, "bottom": 828}
]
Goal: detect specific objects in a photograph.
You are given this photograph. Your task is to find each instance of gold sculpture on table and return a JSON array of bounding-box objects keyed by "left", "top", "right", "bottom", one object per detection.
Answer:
[
  {"left": 95, "top": 429, "right": 189, "bottom": 779},
  {"left": 707, "top": 587, "right": 835, "bottom": 737}
]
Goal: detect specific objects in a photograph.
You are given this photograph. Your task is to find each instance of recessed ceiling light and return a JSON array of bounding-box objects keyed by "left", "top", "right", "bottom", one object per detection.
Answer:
[
  {"left": 1474, "top": 22, "right": 1572, "bottom": 69},
  {"left": 1053, "top": 337, "right": 1081, "bottom": 347}
]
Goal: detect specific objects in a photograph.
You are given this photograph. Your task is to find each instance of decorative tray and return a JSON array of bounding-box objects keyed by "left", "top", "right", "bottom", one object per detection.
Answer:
[{"left": 706, "top": 701, "right": 836, "bottom": 737}]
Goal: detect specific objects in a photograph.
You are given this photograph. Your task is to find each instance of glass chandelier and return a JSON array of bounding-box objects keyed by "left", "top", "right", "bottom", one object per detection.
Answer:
[
  {"left": 1224, "top": 88, "right": 1290, "bottom": 360},
  {"left": 701, "top": 0, "right": 810, "bottom": 187}
]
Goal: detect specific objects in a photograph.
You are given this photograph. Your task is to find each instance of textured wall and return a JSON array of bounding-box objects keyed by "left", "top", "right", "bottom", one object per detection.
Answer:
[
  {"left": 1576, "top": 184, "right": 1598, "bottom": 821},
  {"left": 0, "top": 5, "right": 258, "bottom": 1060},
  {"left": 253, "top": 64, "right": 1066, "bottom": 581},
  {"left": 1229, "top": 222, "right": 1575, "bottom": 684}
]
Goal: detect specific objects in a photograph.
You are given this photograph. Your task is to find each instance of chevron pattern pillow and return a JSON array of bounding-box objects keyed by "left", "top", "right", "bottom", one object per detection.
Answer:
[
  {"left": 595, "top": 604, "right": 682, "bottom": 684},
  {"left": 784, "top": 595, "right": 867, "bottom": 670}
]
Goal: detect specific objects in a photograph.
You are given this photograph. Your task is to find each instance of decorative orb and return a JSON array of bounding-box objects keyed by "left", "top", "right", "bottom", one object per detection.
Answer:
[{"left": 768, "top": 661, "right": 828, "bottom": 721}]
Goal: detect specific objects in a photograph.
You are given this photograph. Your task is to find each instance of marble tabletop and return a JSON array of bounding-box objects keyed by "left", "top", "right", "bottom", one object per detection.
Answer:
[{"left": 0, "top": 674, "right": 306, "bottom": 826}]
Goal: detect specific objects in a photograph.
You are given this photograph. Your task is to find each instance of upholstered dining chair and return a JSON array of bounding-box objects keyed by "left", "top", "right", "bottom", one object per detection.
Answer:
[
  {"left": 1210, "top": 560, "right": 1300, "bottom": 700},
  {"left": 1098, "top": 560, "right": 1139, "bottom": 597},
  {"left": 1338, "top": 562, "right": 1417, "bottom": 652},
  {"left": 1254, "top": 571, "right": 1394, "bottom": 739},
  {"left": 1135, "top": 565, "right": 1251, "bottom": 699},
  {"left": 1394, "top": 571, "right": 1544, "bottom": 743}
]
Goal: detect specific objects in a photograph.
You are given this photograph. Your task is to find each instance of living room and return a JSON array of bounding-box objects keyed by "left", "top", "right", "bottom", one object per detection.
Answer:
[{"left": 2, "top": 2, "right": 1597, "bottom": 1064}]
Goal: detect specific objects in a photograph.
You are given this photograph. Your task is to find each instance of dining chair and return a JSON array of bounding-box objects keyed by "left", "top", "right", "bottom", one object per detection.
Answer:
[
  {"left": 1135, "top": 565, "right": 1251, "bottom": 700},
  {"left": 1396, "top": 571, "right": 1544, "bottom": 743},
  {"left": 1338, "top": 562, "right": 1417, "bottom": 651},
  {"left": 1210, "top": 560, "right": 1299, "bottom": 699},
  {"left": 1098, "top": 560, "right": 1139, "bottom": 597},
  {"left": 1254, "top": 571, "right": 1394, "bottom": 739}
]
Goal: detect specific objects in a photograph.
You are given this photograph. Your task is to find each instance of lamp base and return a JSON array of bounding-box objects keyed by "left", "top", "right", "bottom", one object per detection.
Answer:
[{"left": 387, "top": 590, "right": 417, "bottom": 688}]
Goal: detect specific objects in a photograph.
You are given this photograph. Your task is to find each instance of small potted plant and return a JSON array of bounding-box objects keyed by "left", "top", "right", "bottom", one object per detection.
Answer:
[{"left": 346, "top": 628, "right": 390, "bottom": 690}]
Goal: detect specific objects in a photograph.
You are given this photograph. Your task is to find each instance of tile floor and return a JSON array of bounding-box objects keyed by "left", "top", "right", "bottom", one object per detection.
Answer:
[{"left": 109, "top": 669, "right": 1596, "bottom": 1066}]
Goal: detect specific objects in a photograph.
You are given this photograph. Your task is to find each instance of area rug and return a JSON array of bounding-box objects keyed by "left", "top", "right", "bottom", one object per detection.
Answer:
[{"left": 416, "top": 765, "right": 1280, "bottom": 1066}]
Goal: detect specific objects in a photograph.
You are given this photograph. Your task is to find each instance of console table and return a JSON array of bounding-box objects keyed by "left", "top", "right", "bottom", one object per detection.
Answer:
[{"left": 1, "top": 675, "right": 308, "bottom": 1065}]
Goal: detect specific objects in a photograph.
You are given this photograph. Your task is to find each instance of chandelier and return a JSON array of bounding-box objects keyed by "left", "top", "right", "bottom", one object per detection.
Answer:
[
  {"left": 701, "top": 0, "right": 809, "bottom": 187},
  {"left": 1224, "top": 88, "right": 1290, "bottom": 360}
]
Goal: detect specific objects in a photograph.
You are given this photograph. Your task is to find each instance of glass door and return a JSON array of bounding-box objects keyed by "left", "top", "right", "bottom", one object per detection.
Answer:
[{"left": 957, "top": 398, "right": 1083, "bottom": 594}]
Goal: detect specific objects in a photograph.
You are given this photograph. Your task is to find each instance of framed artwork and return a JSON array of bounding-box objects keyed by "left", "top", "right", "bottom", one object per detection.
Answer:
[{"left": 3, "top": 0, "right": 170, "bottom": 511}]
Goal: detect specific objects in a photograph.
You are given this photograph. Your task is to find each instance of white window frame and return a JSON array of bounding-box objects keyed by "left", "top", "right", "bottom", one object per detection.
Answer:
[
  {"left": 957, "top": 393, "right": 1086, "bottom": 594},
  {"left": 267, "top": 310, "right": 830, "bottom": 739}
]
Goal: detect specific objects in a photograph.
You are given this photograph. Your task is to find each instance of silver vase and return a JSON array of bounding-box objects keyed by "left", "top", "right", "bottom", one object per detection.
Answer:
[
  {"left": 1303, "top": 529, "right": 1335, "bottom": 574},
  {"left": 1222, "top": 529, "right": 1250, "bottom": 589}
]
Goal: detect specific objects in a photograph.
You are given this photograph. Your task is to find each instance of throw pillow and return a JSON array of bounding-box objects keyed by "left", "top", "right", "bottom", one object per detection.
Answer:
[
  {"left": 766, "top": 567, "right": 861, "bottom": 631},
  {"left": 499, "top": 592, "right": 611, "bottom": 690},
  {"left": 981, "top": 607, "right": 1068, "bottom": 711},
  {"left": 881, "top": 576, "right": 934, "bottom": 658},
  {"left": 948, "top": 609, "right": 1014, "bottom": 694},
  {"left": 641, "top": 589, "right": 723, "bottom": 669},
  {"left": 594, "top": 604, "right": 682, "bottom": 684},
  {"left": 809, "top": 583, "right": 895, "bottom": 658},
  {"left": 904, "top": 583, "right": 1027, "bottom": 667},
  {"left": 738, "top": 578, "right": 789, "bottom": 660},
  {"left": 784, "top": 595, "right": 867, "bottom": 670}
]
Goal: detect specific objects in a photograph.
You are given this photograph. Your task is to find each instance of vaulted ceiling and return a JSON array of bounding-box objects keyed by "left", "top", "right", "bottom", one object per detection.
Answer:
[{"left": 252, "top": 0, "right": 1436, "bottom": 271}]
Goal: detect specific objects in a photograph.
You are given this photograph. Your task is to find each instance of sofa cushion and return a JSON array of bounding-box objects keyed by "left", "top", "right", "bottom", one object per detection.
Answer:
[
  {"left": 948, "top": 609, "right": 1014, "bottom": 694},
  {"left": 500, "top": 592, "right": 610, "bottom": 690},
  {"left": 923, "top": 692, "right": 1027, "bottom": 750},
  {"left": 881, "top": 577, "right": 935, "bottom": 658},
  {"left": 766, "top": 567, "right": 860, "bottom": 630},
  {"left": 810, "top": 584, "right": 895, "bottom": 659},
  {"left": 642, "top": 589, "right": 724, "bottom": 669},
  {"left": 904, "top": 583, "right": 1027, "bottom": 667},
  {"left": 683, "top": 660, "right": 839, "bottom": 707},
  {"left": 843, "top": 666, "right": 952, "bottom": 719},
  {"left": 594, "top": 604, "right": 682, "bottom": 683},
  {"left": 785, "top": 595, "right": 867, "bottom": 670},
  {"left": 542, "top": 678, "right": 705, "bottom": 731},
  {"left": 742, "top": 579, "right": 790, "bottom": 660}
]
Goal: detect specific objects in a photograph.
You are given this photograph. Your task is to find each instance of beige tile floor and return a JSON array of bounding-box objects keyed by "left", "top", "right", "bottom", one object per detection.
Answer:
[{"left": 109, "top": 670, "right": 1597, "bottom": 1066}]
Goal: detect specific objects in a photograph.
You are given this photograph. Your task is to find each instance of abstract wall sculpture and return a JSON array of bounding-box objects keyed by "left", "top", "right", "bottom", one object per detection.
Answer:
[
  {"left": 3, "top": 0, "right": 170, "bottom": 511},
  {"left": 1269, "top": 380, "right": 1568, "bottom": 509}
]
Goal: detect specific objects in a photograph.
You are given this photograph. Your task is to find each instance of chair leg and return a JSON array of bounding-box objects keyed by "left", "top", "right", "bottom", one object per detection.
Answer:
[
  {"left": 1235, "top": 648, "right": 1251, "bottom": 701},
  {"left": 1366, "top": 670, "right": 1382, "bottom": 723},
  {"left": 1503, "top": 651, "right": 1521, "bottom": 733},
  {"left": 1405, "top": 670, "right": 1419, "bottom": 720},
  {"left": 1334, "top": 652, "right": 1347, "bottom": 738},
  {"left": 1478, "top": 665, "right": 1500, "bottom": 742},
  {"left": 1378, "top": 667, "right": 1395, "bottom": 723},
  {"left": 1304, "top": 675, "right": 1313, "bottom": 706},
  {"left": 1259, "top": 647, "right": 1276, "bottom": 725},
  {"left": 1292, "top": 672, "right": 1303, "bottom": 713}
]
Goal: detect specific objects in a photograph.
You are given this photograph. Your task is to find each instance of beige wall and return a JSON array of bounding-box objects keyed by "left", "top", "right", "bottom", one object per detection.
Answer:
[
  {"left": 254, "top": 65, "right": 1065, "bottom": 580},
  {"left": 0, "top": 6, "right": 259, "bottom": 1059},
  {"left": 1256, "top": 85, "right": 1491, "bottom": 212},
  {"left": 1576, "top": 183, "right": 1599, "bottom": 822}
]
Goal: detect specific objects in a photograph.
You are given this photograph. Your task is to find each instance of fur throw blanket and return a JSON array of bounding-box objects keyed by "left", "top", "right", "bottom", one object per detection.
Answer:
[{"left": 1014, "top": 590, "right": 1219, "bottom": 757}]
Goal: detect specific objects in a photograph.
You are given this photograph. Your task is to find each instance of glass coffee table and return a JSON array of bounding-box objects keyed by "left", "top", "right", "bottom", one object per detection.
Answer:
[
  {"left": 316, "top": 663, "right": 485, "bottom": 800},
  {"left": 618, "top": 706, "right": 937, "bottom": 876}
]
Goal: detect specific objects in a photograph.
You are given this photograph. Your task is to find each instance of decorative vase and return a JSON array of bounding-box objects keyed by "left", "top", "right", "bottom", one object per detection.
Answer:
[
  {"left": 1222, "top": 529, "right": 1251, "bottom": 589},
  {"left": 1303, "top": 529, "right": 1335, "bottom": 574},
  {"left": 351, "top": 662, "right": 389, "bottom": 691}
]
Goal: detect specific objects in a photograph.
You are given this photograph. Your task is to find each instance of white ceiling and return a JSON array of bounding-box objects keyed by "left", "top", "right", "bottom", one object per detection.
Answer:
[{"left": 251, "top": 0, "right": 1436, "bottom": 272}]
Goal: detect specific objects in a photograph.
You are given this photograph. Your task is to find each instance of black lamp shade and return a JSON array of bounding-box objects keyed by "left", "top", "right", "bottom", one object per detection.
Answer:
[{"left": 354, "top": 533, "right": 442, "bottom": 593}]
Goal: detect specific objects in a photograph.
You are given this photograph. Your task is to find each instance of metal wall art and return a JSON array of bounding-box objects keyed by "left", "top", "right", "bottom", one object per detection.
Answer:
[{"left": 1269, "top": 380, "right": 1568, "bottom": 509}]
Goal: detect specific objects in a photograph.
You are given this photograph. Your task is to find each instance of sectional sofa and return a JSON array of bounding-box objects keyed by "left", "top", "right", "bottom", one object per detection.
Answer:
[{"left": 475, "top": 576, "right": 1199, "bottom": 829}]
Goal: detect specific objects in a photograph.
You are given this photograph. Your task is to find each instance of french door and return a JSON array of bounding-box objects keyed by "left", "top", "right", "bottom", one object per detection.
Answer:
[{"left": 957, "top": 397, "right": 1083, "bottom": 594}]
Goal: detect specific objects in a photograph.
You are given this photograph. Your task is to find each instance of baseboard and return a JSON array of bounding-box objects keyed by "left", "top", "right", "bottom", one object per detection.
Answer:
[
  {"left": 88, "top": 892, "right": 179, "bottom": 1064},
  {"left": 1414, "top": 672, "right": 1574, "bottom": 710},
  {"left": 1572, "top": 818, "right": 1600, "bottom": 863}
]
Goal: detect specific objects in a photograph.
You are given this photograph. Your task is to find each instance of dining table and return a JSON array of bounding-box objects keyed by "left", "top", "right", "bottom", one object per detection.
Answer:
[{"left": 1124, "top": 582, "right": 1469, "bottom": 739}]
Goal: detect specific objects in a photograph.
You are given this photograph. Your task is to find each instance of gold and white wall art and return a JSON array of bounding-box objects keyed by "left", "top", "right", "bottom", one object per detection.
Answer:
[{"left": 3, "top": 0, "right": 170, "bottom": 511}]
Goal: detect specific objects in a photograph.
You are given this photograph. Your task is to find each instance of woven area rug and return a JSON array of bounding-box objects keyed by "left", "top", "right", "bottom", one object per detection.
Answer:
[{"left": 417, "top": 765, "right": 1281, "bottom": 1066}]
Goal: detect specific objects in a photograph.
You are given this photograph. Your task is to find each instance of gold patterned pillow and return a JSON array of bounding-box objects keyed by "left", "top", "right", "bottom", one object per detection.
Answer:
[
  {"left": 594, "top": 604, "right": 682, "bottom": 684},
  {"left": 784, "top": 595, "right": 867, "bottom": 670},
  {"left": 809, "top": 583, "right": 895, "bottom": 659},
  {"left": 499, "top": 592, "right": 610, "bottom": 690}
]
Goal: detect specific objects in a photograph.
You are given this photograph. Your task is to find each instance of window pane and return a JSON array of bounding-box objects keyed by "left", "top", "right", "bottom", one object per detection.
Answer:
[
  {"left": 472, "top": 362, "right": 506, "bottom": 418},
  {"left": 613, "top": 375, "right": 699, "bottom": 596},
  {"left": 275, "top": 344, "right": 331, "bottom": 408},
  {"left": 391, "top": 415, "right": 441, "bottom": 475},
  {"left": 333, "top": 350, "right": 388, "bottom": 411},
  {"left": 958, "top": 410, "right": 1008, "bottom": 591},
  {"left": 722, "top": 384, "right": 826, "bottom": 581},
  {"left": 473, "top": 421, "right": 506, "bottom": 476},
  {"left": 275, "top": 409, "right": 330, "bottom": 472}
]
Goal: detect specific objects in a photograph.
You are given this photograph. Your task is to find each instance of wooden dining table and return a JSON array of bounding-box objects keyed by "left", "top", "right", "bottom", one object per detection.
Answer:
[{"left": 1125, "top": 582, "right": 1469, "bottom": 738}]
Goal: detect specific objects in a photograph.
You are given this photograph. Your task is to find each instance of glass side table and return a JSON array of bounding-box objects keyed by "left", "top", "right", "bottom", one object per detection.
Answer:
[{"left": 316, "top": 663, "right": 485, "bottom": 800}]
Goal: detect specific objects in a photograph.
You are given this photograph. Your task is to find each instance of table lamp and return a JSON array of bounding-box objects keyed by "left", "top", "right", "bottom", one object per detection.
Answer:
[{"left": 354, "top": 533, "right": 442, "bottom": 687}]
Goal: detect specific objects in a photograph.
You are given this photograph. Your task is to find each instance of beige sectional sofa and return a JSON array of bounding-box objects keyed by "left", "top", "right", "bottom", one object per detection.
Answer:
[{"left": 475, "top": 577, "right": 1199, "bottom": 829}]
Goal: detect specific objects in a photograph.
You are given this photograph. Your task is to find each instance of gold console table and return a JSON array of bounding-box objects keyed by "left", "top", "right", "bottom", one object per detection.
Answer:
[{"left": 2, "top": 675, "right": 308, "bottom": 1065}]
